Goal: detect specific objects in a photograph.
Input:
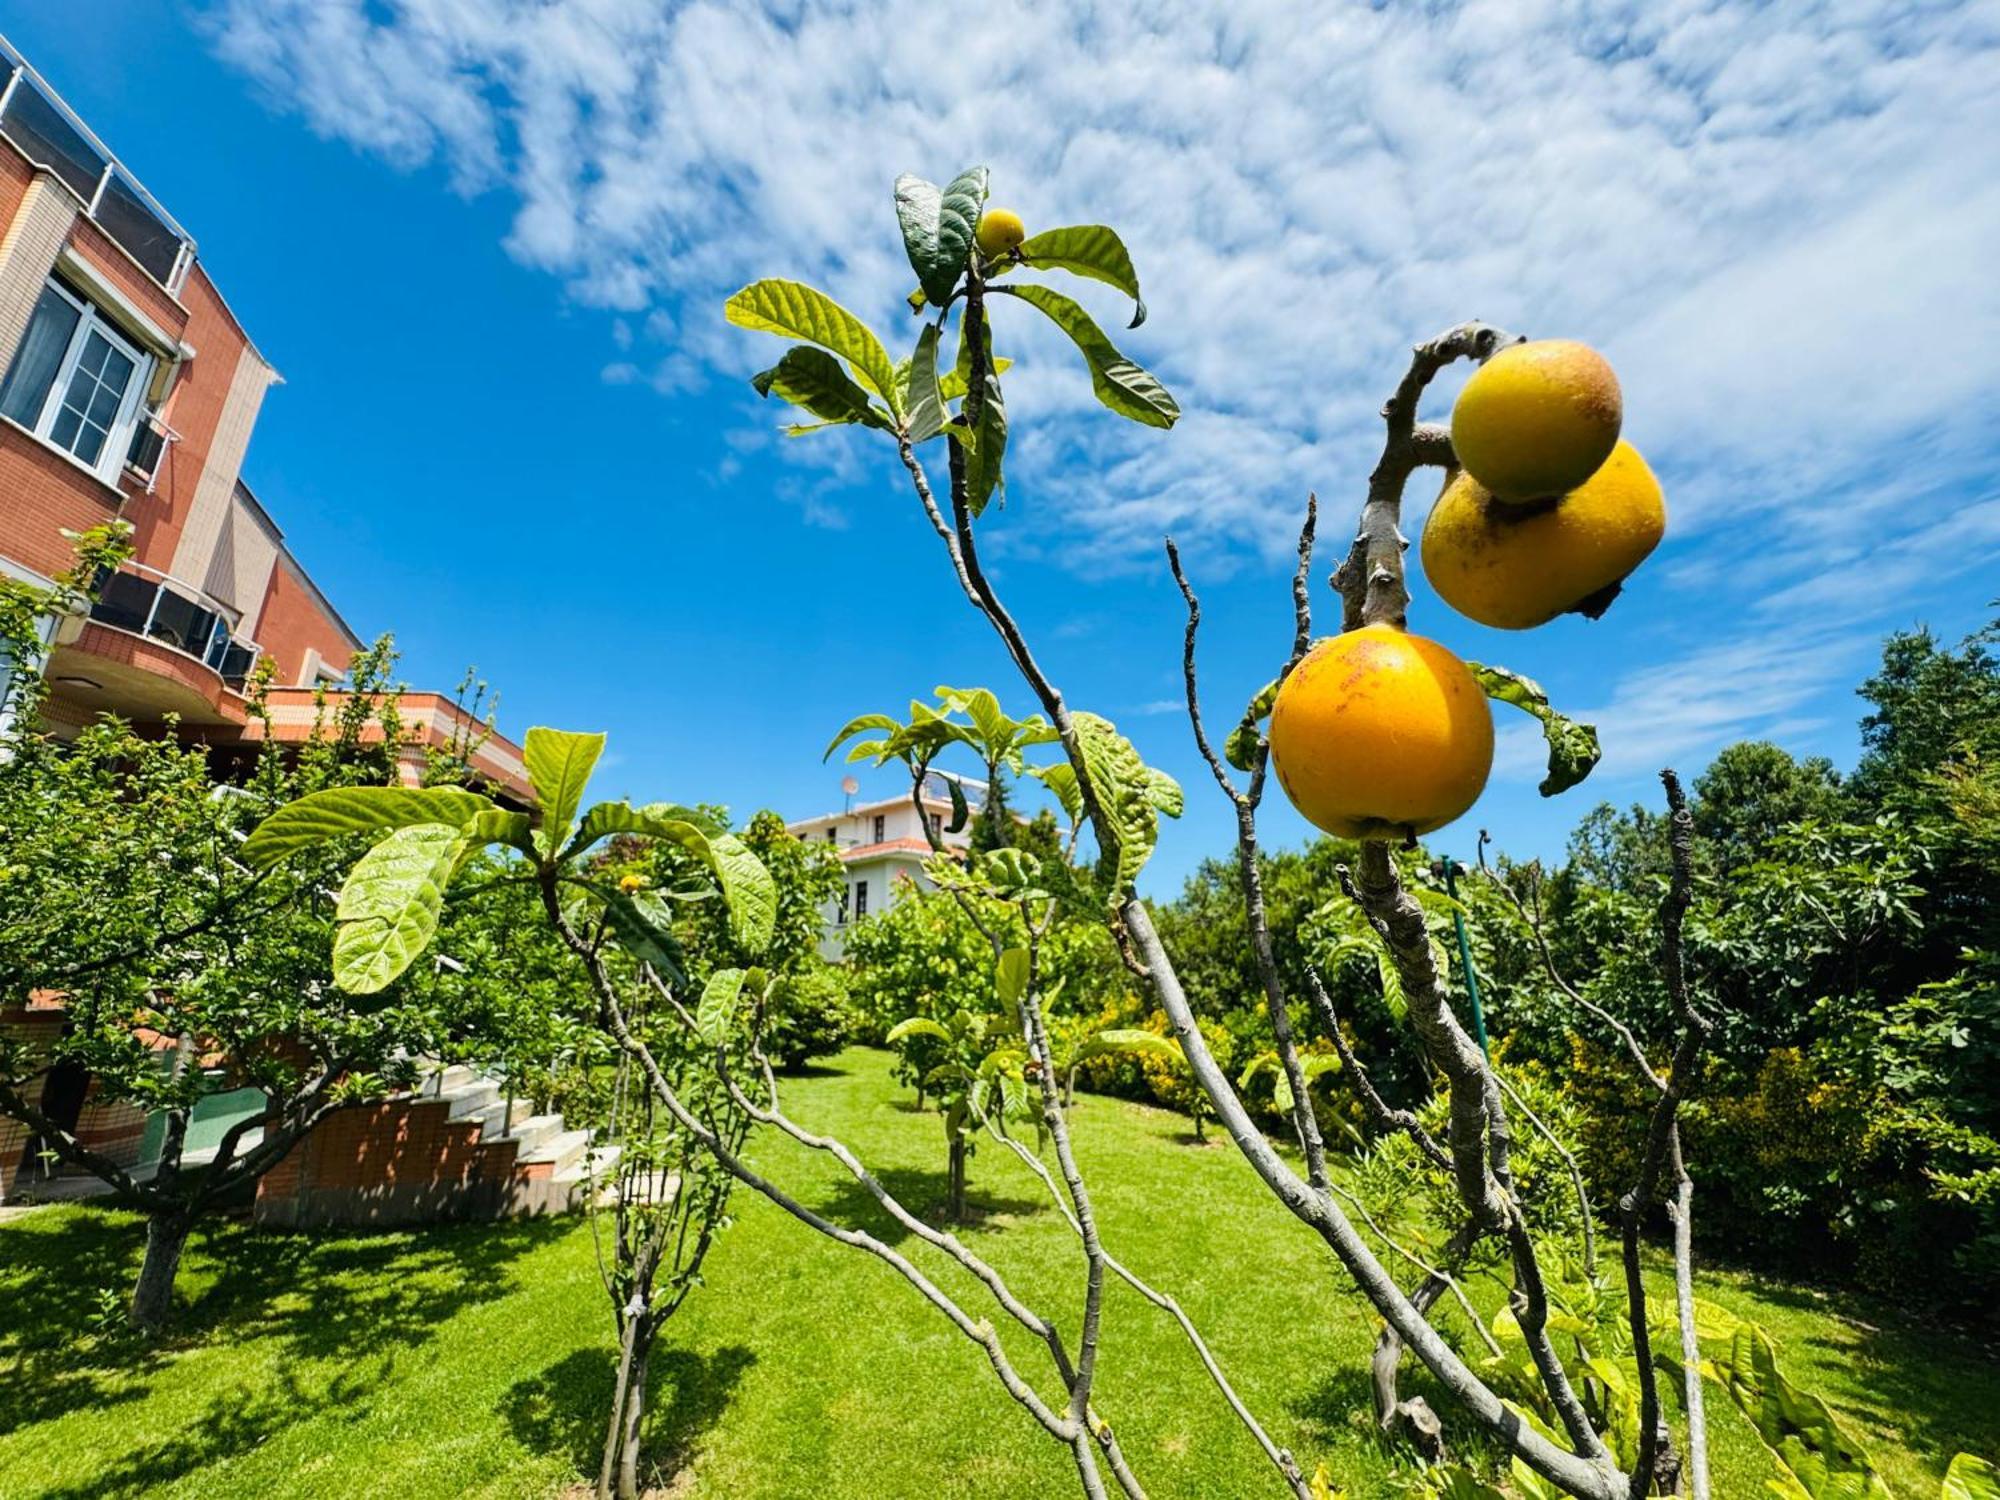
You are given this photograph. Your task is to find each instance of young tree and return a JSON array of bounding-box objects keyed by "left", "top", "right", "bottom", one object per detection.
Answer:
[{"left": 0, "top": 537, "right": 486, "bottom": 1331}]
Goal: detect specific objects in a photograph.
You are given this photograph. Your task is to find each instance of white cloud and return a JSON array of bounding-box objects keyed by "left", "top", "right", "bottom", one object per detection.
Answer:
[{"left": 203, "top": 0, "right": 2000, "bottom": 762}]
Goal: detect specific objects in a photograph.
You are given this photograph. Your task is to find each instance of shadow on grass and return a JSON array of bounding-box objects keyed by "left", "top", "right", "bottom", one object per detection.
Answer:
[
  {"left": 502, "top": 1342, "right": 755, "bottom": 1488},
  {"left": 0, "top": 1205, "right": 568, "bottom": 1448},
  {"left": 809, "top": 1167, "right": 1048, "bottom": 1244}
]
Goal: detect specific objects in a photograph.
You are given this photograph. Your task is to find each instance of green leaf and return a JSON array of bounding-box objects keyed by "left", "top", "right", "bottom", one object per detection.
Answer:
[
  {"left": 725, "top": 279, "right": 900, "bottom": 416},
  {"left": 1029, "top": 761, "right": 1082, "bottom": 823},
  {"left": 600, "top": 887, "right": 690, "bottom": 989},
  {"left": 697, "top": 967, "right": 747, "bottom": 1044},
  {"left": 568, "top": 802, "right": 713, "bottom": 860},
  {"left": 939, "top": 356, "right": 1011, "bottom": 402},
  {"left": 893, "top": 174, "right": 951, "bottom": 308},
  {"left": 887, "top": 1016, "right": 953, "bottom": 1045},
  {"left": 462, "top": 807, "right": 535, "bottom": 853},
  {"left": 989, "top": 283, "right": 1178, "bottom": 428},
  {"left": 709, "top": 831, "right": 777, "bottom": 955},
  {"left": 936, "top": 166, "right": 988, "bottom": 289},
  {"left": 243, "top": 786, "right": 495, "bottom": 869},
  {"left": 1944, "top": 1454, "right": 2000, "bottom": 1500},
  {"left": 946, "top": 776, "right": 970, "bottom": 833},
  {"left": 524, "top": 727, "right": 605, "bottom": 855},
  {"left": 979, "top": 847, "right": 1045, "bottom": 899},
  {"left": 1467, "top": 662, "right": 1601, "bottom": 796},
  {"left": 1225, "top": 677, "right": 1283, "bottom": 773},
  {"left": 904, "top": 322, "right": 946, "bottom": 443},
  {"left": 1078, "top": 1029, "right": 1181, "bottom": 1066},
  {"left": 823, "top": 713, "right": 902, "bottom": 762},
  {"left": 1713, "top": 1322, "right": 1890, "bottom": 1499},
  {"left": 1008, "top": 224, "right": 1147, "bottom": 327},
  {"left": 750, "top": 346, "right": 891, "bottom": 431},
  {"left": 332, "top": 824, "right": 466, "bottom": 993},
  {"left": 1072, "top": 711, "right": 1177, "bottom": 894},
  {"left": 996, "top": 947, "right": 1029, "bottom": 1007},
  {"left": 961, "top": 372, "right": 1007, "bottom": 515}
]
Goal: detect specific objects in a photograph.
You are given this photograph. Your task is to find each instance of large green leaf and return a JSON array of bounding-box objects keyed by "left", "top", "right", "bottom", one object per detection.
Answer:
[
  {"left": 989, "top": 283, "right": 1178, "bottom": 428},
  {"left": 1077, "top": 1029, "right": 1181, "bottom": 1065},
  {"left": 709, "top": 831, "right": 776, "bottom": 955},
  {"left": 893, "top": 174, "right": 952, "bottom": 307},
  {"left": 1029, "top": 761, "right": 1081, "bottom": 823},
  {"left": 725, "top": 279, "right": 900, "bottom": 415},
  {"left": 1467, "top": 662, "right": 1601, "bottom": 797},
  {"left": 904, "top": 322, "right": 946, "bottom": 443},
  {"left": 568, "top": 801, "right": 713, "bottom": 860},
  {"left": 751, "top": 346, "right": 892, "bottom": 432},
  {"left": 332, "top": 823, "right": 466, "bottom": 993},
  {"left": 462, "top": 807, "right": 535, "bottom": 853},
  {"left": 697, "top": 967, "right": 747, "bottom": 1045},
  {"left": 524, "top": 727, "right": 605, "bottom": 855},
  {"left": 243, "top": 786, "right": 494, "bottom": 870},
  {"left": 1945, "top": 1454, "right": 2000, "bottom": 1500},
  {"left": 962, "top": 373, "right": 1007, "bottom": 515},
  {"left": 1715, "top": 1323, "right": 1890, "bottom": 1499},
  {"left": 996, "top": 947, "right": 1029, "bottom": 1007},
  {"left": 1071, "top": 711, "right": 1179, "bottom": 894},
  {"left": 600, "top": 886, "right": 690, "bottom": 989},
  {"left": 1007, "top": 224, "right": 1147, "bottom": 327},
  {"left": 887, "top": 1016, "right": 952, "bottom": 1045},
  {"left": 937, "top": 165, "right": 988, "bottom": 283}
]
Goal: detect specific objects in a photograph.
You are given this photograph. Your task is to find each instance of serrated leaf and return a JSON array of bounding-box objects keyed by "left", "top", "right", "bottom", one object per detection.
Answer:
[
  {"left": 244, "top": 786, "right": 495, "bottom": 869},
  {"left": 905, "top": 322, "right": 946, "bottom": 442},
  {"left": 332, "top": 824, "right": 465, "bottom": 993},
  {"left": 1467, "top": 662, "right": 1601, "bottom": 796},
  {"left": 989, "top": 282, "right": 1178, "bottom": 428},
  {"left": 697, "top": 967, "right": 746, "bottom": 1044},
  {"left": 1006, "top": 224, "right": 1147, "bottom": 327},
  {"left": 725, "top": 279, "right": 900, "bottom": 416},
  {"left": 1225, "top": 677, "right": 1282, "bottom": 773},
  {"left": 601, "top": 886, "right": 690, "bottom": 989},
  {"left": 709, "top": 831, "right": 777, "bottom": 955},
  {"left": 525, "top": 727, "right": 605, "bottom": 855},
  {"left": 1071, "top": 711, "right": 1177, "bottom": 894},
  {"left": 750, "top": 346, "right": 891, "bottom": 431}
]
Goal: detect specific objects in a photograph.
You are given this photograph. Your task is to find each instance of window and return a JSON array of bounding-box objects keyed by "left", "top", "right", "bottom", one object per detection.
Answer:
[
  {"left": 872, "top": 814, "right": 886, "bottom": 843},
  {"left": 929, "top": 812, "right": 942, "bottom": 838},
  {"left": 824, "top": 826, "right": 836, "bottom": 843},
  {"left": 0, "top": 279, "right": 150, "bottom": 479},
  {"left": 853, "top": 879, "right": 869, "bottom": 919}
]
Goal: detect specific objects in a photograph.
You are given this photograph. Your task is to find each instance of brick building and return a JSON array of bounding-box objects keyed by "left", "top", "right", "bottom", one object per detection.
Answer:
[{"left": 0, "top": 36, "right": 589, "bottom": 1221}]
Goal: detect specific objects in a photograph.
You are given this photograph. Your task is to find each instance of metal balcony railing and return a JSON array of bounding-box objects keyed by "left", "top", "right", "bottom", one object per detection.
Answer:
[
  {"left": 88, "top": 562, "right": 260, "bottom": 689},
  {"left": 0, "top": 34, "right": 195, "bottom": 292}
]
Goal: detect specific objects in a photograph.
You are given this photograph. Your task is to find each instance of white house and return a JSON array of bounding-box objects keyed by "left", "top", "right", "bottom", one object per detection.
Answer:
[{"left": 786, "top": 771, "right": 984, "bottom": 959}]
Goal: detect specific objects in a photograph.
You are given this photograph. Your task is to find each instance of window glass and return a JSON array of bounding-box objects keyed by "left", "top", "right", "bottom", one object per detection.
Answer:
[
  {"left": 49, "top": 329, "right": 135, "bottom": 466},
  {"left": 0, "top": 285, "right": 80, "bottom": 427},
  {"left": 95, "top": 174, "right": 182, "bottom": 283},
  {"left": 0, "top": 79, "right": 105, "bottom": 199},
  {"left": 853, "top": 880, "right": 869, "bottom": 918},
  {"left": 872, "top": 814, "right": 885, "bottom": 842}
]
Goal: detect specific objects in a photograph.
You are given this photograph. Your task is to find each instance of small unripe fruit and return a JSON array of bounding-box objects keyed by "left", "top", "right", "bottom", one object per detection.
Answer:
[
  {"left": 618, "top": 873, "right": 645, "bottom": 893},
  {"left": 976, "top": 208, "right": 1027, "bottom": 259},
  {"left": 1451, "top": 339, "right": 1622, "bottom": 501},
  {"left": 1269, "top": 625, "right": 1494, "bottom": 841},
  {"left": 1421, "top": 439, "right": 1666, "bottom": 630}
]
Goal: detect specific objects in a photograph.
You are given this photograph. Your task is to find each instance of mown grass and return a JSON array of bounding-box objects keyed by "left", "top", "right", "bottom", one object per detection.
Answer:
[{"left": 2, "top": 1046, "right": 1995, "bottom": 1498}]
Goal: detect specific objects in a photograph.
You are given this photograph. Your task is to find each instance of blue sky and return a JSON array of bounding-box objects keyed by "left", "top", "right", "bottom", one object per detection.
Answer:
[{"left": 7, "top": 1, "right": 1996, "bottom": 895}]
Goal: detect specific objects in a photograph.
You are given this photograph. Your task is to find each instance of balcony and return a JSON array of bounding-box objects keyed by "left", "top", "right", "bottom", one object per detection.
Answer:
[
  {"left": 86, "top": 563, "right": 259, "bottom": 690},
  {"left": 0, "top": 34, "right": 193, "bottom": 291}
]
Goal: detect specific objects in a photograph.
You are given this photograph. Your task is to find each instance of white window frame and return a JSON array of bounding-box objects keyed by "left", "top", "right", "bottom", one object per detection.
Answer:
[{"left": 9, "top": 278, "right": 152, "bottom": 483}]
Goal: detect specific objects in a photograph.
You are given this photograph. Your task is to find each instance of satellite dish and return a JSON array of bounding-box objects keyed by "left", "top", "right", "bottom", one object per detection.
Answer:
[{"left": 840, "top": 775, "right": 859, "bottom": 796}]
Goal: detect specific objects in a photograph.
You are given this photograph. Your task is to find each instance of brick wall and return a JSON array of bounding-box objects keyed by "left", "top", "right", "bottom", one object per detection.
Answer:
[{"left": 254, "top": 1095, "right": 520, "bottom": 1229}]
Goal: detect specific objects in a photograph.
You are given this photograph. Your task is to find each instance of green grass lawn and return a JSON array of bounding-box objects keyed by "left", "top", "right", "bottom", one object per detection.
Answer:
[{"left": 3, "top": 1045, "right": 1996, "bottom": 1498}]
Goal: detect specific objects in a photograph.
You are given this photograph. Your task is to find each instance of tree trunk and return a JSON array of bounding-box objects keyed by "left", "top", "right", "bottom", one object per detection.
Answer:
[
  {"left": 947, "top": 1134, "right": 967, "bottom": 1221},
  {"left": 617, "top": 1340, "right": 651, "bottom": 1500},
  {"left": 599, "top": 1312, "right": 641, "bottom": 1500},
  {"left": 1192, "top": 1099, "right": 1207, "bottom": 1142},
  {"left": 130, "top": 1211, "right": 192, "bottom": 1333}
]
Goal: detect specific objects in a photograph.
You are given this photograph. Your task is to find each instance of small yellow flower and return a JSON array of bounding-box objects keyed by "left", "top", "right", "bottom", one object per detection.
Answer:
[{"left": 618, "top": 874, "right": 645, "bottom": 893}]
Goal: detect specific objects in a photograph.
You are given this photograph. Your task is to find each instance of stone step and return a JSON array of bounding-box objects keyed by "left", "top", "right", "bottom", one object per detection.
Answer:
[
  {"left": 516, "top": 1127, "right": 590, "bottom": 1177},
  {"left": 507, "top": 1113, "right": 564, "bottom": 1155},
  {"left": 544, "top": 1146, "right": 627, "bottom": 1214},
  {"left": 463, "top": 1100, "right": 510, "bottom": 1141},
  {"left": 440, "top": 1079, "right": 501, "bottom": 1120},
  {"left": 430, "top": 1063, "right": 478, "bottom": 1094}
]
